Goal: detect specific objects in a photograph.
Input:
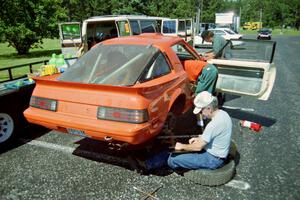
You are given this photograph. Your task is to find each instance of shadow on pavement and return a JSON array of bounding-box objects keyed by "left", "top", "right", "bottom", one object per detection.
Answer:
[
  {"left": 0, "top": 124, "right": 49, "bottom": 154},
  {"left": 72, "top": 137, "right": 175, "bottom": 176},
  {"left": 223, "top": 108, "right": 277, "bottom": 127},
  {"left": 224, "top": 94, "right": 241, "bottom": 102}
]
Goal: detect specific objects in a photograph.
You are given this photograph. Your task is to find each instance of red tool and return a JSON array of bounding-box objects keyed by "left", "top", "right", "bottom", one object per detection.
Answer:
[{"left": 240, "top": 120, "right": 262, "bottom": 132}]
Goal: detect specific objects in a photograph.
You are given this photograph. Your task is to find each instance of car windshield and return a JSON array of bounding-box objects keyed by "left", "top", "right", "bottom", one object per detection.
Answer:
[
  {"left": 224, "top": 29, "right": 235, "bottom": 35},
  {"left": 58, "top": 44, "right": 158, "bottom": 86},
  {"left": 259, "top": 28, "right": 271, "bottom": 33}
]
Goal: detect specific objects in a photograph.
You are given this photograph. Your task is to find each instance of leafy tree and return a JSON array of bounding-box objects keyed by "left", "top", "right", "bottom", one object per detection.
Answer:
[
  {"left": 63, "top": 0, "right": 111, "bottom": 21},
  {"left": 0, "top": 0, "right": 67, "bottom": 55}
]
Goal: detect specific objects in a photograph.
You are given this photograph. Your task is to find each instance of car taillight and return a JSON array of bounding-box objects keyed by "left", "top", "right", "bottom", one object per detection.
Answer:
[
  {"left": 97, "top": 106, "right": 148, "bottom": 124},
  {"left": 30, "top": 96, "right": 57, "bottom": 111}
]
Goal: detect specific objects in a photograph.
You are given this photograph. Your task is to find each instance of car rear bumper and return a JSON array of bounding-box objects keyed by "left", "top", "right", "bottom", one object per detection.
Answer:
[
  {"left": 258, "top": 35, "right": 271, "bottom": 38},
  {"left": 24, "top": 107, "right": 157, "bottom": 145}
]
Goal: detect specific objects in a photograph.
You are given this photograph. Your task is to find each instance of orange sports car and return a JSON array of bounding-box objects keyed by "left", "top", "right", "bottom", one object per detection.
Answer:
[
  {"left": 24, "top": 34, "right": 203, "bottom": 145},
  {"left": 24, "top": 34, "right": 276, "bottom": 146}
]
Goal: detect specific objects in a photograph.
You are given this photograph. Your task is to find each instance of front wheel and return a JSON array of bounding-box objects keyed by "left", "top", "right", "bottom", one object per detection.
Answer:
[{"left": 0, "top": 113, "right": 15, "bottom": 144}]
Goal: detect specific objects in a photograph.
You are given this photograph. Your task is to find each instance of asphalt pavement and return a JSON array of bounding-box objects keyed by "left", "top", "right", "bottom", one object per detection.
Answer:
[{"left": 0, "top": 35, "right": 299, "bottom": 200}]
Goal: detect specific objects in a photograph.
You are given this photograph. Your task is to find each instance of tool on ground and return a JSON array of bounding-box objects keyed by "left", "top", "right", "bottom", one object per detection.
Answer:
[
  {"left": 142, "top": 185, "right": 163, "bottom": 200},
  {"left": 240, "top": 120, "right": 262, "bottom": 132},
  {"left": 222, "top": 105, "right": 255, "bottom": 112},
  {"left": 133, "top": 186, "right": 160, "bottom": 200},
  {"left": 156, "top": 134, "right": 199, "bottom": 140}
]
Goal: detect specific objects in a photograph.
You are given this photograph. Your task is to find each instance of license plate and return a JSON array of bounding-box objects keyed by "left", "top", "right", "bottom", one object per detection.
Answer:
[{"left": 67, "top": 128, "right": 86, "bottom": 137}]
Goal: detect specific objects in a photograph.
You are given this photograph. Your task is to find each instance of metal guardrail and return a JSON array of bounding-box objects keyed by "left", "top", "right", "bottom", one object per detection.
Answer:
[
  {"left": 0, "top": 57, "right": 77, "bottom": 83},
  {"left": 0, "top": 59, "right": 49, "bottom": 83}
]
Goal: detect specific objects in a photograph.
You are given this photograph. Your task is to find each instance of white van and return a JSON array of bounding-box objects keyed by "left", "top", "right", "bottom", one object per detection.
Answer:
[{"left": 59, "top": 15, "right": 192, "bottom": 57}]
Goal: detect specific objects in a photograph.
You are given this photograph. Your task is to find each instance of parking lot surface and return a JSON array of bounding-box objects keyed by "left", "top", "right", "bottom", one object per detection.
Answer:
[{"left": 1, "top": 36, "right": 300, "bottom": 200}]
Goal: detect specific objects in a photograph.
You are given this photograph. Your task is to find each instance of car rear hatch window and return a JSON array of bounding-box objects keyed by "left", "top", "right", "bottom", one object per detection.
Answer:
[{"left": 58, "top": 44, "right": 159, "bottom": 86}]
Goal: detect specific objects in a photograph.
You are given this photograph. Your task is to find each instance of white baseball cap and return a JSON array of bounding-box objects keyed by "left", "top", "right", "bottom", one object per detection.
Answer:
[{"left": 193, "top": 91, "right": 214, "bottom": 114}]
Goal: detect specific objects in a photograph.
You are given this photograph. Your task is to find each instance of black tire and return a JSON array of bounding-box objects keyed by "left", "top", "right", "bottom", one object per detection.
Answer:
[
  {"left": 0, "top": 112, "right": 17, "bottom": 144},
  {"left": 183, "top": 141, "right": 237, "bottom": 186},
  {"left": 159, "top": 112, "right": 177, "bottom": 146},
  {"left": 161, "top": 112, "right": 177, "bottom": 135}
]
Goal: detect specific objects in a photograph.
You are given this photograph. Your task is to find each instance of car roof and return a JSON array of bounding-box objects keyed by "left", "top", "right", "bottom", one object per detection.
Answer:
[
  {"left": 101, "top": 33, "right": 183, "bottom": 48},
  {"left": 209, "top": 28, "right": 230, "bottom": 31}
]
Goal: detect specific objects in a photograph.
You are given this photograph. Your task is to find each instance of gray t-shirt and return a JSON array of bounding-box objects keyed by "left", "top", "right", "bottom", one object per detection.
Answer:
[{"left": 201, "top": 109, "right": 232, "bottom": 158}]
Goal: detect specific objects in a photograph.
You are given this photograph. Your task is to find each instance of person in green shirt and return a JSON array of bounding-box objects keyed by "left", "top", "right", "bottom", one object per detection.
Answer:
[{"left": 201, "top": 30, "right": 229, "bottom": 59}]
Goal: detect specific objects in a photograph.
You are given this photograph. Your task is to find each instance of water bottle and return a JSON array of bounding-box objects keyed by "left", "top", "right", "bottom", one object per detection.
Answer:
[
  {"left": 56, "top": 54, "right": 67, "bottom": 72},
  {"left": 56, "top": 54, "right": 65, "bottom": 67},
  {"left": 49, "top": 53, "right": 57, "bottom": 66}
]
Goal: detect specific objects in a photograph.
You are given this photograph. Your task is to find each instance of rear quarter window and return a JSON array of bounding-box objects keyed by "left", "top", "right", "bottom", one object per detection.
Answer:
[{"left": 140, "top": 52, "right": 171, "bottom": 82}]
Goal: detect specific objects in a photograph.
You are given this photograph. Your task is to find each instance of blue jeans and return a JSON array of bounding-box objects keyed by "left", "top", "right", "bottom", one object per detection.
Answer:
[
  {"left": 167, "top": 151, "right": 224, "bottom": 170},
  {"left": 145, "top": 150, "right": 170, "bottom": 170},
  {"left": 145, "top": 150, "right": 224, "bottom": 171}
]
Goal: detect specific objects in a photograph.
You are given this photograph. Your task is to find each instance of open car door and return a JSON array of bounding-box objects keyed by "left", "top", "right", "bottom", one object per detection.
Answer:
[
  {"left": 161, "top": 19, "right": 178, "bottom": 37},
  {"left": 58, "top": 22, "right": 82, "bottom": 57},
  {"left": 208, "top": 39, "right": 276, "bottom": 100}
]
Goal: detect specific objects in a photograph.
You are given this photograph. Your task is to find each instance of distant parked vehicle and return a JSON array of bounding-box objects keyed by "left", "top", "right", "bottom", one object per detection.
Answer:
[
  {"left": 194, "top": 28, "right": 243, "bottom": 47},
  {"left": 59, "top": 15, "right": 192, "bottom": 57},
  {"left": 257, "top": 28, "right": 272, "bottom": 40}
]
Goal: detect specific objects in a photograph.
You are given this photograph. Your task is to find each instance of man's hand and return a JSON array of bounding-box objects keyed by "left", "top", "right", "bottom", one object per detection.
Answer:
[
  {"left": 189, "top": 137, "right": 201, "bottom": 144},
  {"left": 173, "top": 137, "right": 206, "bottom": 152},
  {"left": 174, "top": 142, "right": 184, "bottom": 151}
]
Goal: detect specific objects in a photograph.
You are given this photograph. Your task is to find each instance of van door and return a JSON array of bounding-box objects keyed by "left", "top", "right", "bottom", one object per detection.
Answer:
[
  {"left": 208, "top": 39, "right": 276, "bottom": 100},
  {"left": 178, "top": 20, "right": 186, "bottom": 37},
  {"left": 161, "top": 19, "right": 178, "bottom": 37},
  {"left": 58, "top": 22, "right": 82, "bottom": 57},
  {"left": 178, "top": 19, "right": 193, "bottom": 42}
]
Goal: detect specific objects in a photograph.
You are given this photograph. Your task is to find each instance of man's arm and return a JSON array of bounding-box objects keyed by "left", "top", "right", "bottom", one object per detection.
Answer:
[{"left": 174, "top": 137, "right": 207, "bottom": 151}]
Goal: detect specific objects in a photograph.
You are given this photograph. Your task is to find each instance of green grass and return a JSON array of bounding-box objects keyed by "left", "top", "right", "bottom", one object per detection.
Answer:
[
  {"left": 0, "top": 38, "right": 61, "bottom": 68},
  {"left": 239, "top": 28, "right": 300, "bottom": 36},
  {"left": 0, "top": 38, "right": 61, "bottom": 82}
]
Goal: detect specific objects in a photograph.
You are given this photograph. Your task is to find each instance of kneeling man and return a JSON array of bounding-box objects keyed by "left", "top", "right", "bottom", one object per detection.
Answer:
[{"left": 168, "top": 91, "right": 232, "bottom": 170}]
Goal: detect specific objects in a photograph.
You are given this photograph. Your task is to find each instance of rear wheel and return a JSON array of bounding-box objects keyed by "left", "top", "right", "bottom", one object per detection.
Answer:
[
  {"left": 0, "top": 113, "right": 16, "bottom": 144},
  {"left": 160, "top": 112, "right": 177, "bottom": 146}
]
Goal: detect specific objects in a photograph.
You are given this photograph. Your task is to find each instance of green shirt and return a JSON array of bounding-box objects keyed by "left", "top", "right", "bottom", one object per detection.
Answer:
[{"left": 212, "top": 35, "right": 228, "bottom": 58}]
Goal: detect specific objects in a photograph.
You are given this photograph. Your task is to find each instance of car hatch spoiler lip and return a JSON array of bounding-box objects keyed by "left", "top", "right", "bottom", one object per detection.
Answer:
[{"left": 33, "top": 76, "right": 144, "bottom": 95}]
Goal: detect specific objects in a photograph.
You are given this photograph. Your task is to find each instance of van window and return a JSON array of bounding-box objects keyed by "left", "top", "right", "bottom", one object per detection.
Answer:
[
  {"left": 87, "top": 21, "right": 117, "bottom": 49},
  {"left": 163, "top": 21, "right": 176, "bottom": 34},
  {"left": 178, "top": 21, "right": 186, "bottom": 32},
  {"left": 129, "top": 20, "right": 141, "bottom": 35},
  {"left": 117, "top": 21, "right": 131, "bottom": 36},
  {"left": 61, "top": 24, "right": 81, "bottom": 40},
  {"left": 140, "top": 20, "right": 157, "bottom": 33}
]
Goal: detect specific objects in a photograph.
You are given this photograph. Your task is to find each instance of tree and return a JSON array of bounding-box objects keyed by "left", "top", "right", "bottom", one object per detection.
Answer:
[{"left": 0, "top": 0, "right": 67, "bottom": 55}]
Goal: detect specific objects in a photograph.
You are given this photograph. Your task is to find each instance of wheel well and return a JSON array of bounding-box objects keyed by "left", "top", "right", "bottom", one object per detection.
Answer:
[{"left": 169, "top": 94, "right": 186, "bottom": 115}]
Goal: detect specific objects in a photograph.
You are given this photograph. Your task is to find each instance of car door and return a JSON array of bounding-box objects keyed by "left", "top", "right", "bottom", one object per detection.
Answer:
[
  {"left": 207, "top": 39, "right": 276, "bottom": 100},
  {"left": 58, "top": 22, "right": 82, "bottom": 57}
]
